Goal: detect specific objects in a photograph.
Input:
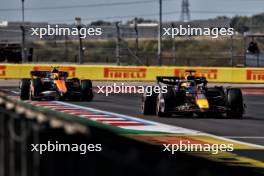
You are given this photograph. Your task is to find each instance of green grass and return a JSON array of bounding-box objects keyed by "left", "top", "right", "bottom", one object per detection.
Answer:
[{"left": 27, "top": 36, "right": 264, "bottom": 66}]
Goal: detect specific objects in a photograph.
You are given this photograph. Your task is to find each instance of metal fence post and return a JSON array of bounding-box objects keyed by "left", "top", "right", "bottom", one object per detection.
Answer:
[
  {"left": 116, "top": 22, "right": 121, "bottom": 66},
  {"left": 0, "top": 109, "right": 5, "bottom": 176}
]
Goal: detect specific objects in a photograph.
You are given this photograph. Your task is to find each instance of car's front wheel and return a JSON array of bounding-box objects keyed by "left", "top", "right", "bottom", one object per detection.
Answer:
[
  {"left": 226, "top": 88, "right": 244, "bottom": 119},
  {"left": 20, "top": 79, "right": 30, "bottom": 100},
  {"left": 81, "top": 79, "right": 94, "bottom": 101}
]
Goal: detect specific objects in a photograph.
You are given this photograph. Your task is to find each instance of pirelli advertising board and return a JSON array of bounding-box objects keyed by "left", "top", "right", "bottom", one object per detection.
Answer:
[{"left": 0, "top": 64, "right": 263, "bottom": 83}]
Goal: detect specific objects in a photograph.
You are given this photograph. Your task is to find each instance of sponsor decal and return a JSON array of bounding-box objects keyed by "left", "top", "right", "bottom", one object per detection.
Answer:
[
  {"left": 246, "top": 70, "right": 264, "bottom": 81},
  {"left": 104, "top": 67, "right": 147, "bottom": 79},
  {"left": 0, "top": 65, "right": 6, "bottom": 76},
  {"left": 33, "top": 66, "right": 76, "bottom": 77},
  {"left": 175, "top": 69, "right": 218, "bottom": 80}
]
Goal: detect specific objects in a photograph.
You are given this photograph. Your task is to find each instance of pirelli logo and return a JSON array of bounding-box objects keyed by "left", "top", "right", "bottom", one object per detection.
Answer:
[
  {"left": 175, "top": 69, "right": 218, "bottom": 80},
  {"left": 0, "top": 65, "right": 6, "bottom": 76},
  {"left": 246, "top": 70, "right": 264, "bottom": 81},
  {"left": 33, "top": 66, "right": 76, "bottom": 77},
  {"left": 104, "top": 68, "right": 147, "bottom": 79}
]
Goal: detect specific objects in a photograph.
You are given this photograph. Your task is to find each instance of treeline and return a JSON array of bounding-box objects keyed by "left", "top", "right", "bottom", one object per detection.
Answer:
[
  {"left": 89, "top": 13, "right": 264, "bottom": 34},
  {"left": 230, "top": 13, "right": 264, "bottom": 33}
]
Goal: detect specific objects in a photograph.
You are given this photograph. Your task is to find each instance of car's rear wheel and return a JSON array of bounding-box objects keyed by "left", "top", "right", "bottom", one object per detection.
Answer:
[
  {"left": 30, "top": 78, "right": 42, "bottom": 100},
  {"left": 81, "top": 79, "right": 93, "bottom": 101},
  {"left": 183, "top": 112, "right": 193, "bottom": 117},
  {"left": 20, "top": 79, "right": 30, "bottom": 100},
  {"left": 141, "top": 91, "right": 157, "bottom": 115},
  {"left": 226, "top": 88, "right": 244, "bottom": 119},
  {"left": 156, "top": 95, "right": 171, "bottom": 117}
]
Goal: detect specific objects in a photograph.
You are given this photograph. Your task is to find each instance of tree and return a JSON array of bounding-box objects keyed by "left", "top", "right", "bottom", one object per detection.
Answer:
[
  {"left": 90, "top": 20, "right": 112, "bottom": 26},
  {"left": 230, "top": 16, "right": 250, "bottom": 33}
]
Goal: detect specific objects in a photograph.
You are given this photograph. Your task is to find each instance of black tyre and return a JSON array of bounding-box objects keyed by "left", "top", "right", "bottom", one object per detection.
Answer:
[
  {"left": 20, "top": 79, "right": 30, "bottom": 100},
  {"left": 183, "top": 112, "right": 193, "bottom": 117},
  {"left": 156, "top": 85, "right": 176, "bottom": 117},
  {"left": 141, "top": 91, "right": 157, "bottom": 115},
  {"left": 81, "top": 79, "right": 93, "bottom": 101},
  {"left": 226, "top": 88, "right": 244, "bottom": 119},
  {"left": 30, "top": 78, "right": 42, "bottom": 100},
  {"left": 156, "top": 94, "right": 172, "bottom": 117},
  {"left": 71, "top": 78, "right": 80, "bottom": 87}
]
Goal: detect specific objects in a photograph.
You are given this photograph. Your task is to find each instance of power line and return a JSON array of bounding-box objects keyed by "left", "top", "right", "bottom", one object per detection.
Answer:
[
  {"left": 46, "top": 10, "right": 257, "bottom": 23},
  {"left": 0, "top": 0, "right": 173, "bottom": 11}
]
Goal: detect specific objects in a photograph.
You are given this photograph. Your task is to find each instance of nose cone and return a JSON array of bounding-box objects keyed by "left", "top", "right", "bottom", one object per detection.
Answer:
[
  {"left": 54, "top": 80, "right": 67, "bottom": 93},
  {"left": 196, "top": 99, "right": 209, "bottom": 109}
]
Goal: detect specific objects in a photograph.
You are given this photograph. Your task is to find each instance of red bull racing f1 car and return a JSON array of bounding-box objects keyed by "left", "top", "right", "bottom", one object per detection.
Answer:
[
  {"left": 141, "top": 71, "right": 245, "bottom": 119},
  {"left": 19, "top": 67, "right": 93, "bottom": 101}
]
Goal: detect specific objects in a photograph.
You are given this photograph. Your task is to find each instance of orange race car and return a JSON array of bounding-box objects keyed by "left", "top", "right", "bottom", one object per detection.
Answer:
[{"left": 19, "top": 67, "right": 93, "bottom": 101}]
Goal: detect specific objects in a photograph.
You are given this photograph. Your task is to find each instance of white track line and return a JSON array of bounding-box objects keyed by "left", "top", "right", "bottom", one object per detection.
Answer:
[
  {"left": 55, "top": 101, "right": 264, "bottom": 149},
  {"left": 89, "top": 117, "right": 124, "bottom": 121},
  {"left": 223, "top": 136, "right": 264, "bottom": 139}
]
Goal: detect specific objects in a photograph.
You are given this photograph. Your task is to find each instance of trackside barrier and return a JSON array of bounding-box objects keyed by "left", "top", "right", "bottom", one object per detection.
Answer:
[
  {"left": 0, "top": 64, "right": 264, "bottom": 83},
  {"left": 0, "top": 93, "right": 263, "bottom": 176}
]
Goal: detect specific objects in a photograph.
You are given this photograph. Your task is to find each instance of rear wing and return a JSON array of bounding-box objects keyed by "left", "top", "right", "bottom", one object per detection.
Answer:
[
  {"left": 30, "top": 71, "right": 49, "bottom": 78},
  {"left": 156, "top": 76, "right": 181, "bottom": 85},
  {"left": 195, "top": 77, "right": 208, "bottom": 84},
  {"left": 30, "top": 71, "right": 69, "bottom": 78}
]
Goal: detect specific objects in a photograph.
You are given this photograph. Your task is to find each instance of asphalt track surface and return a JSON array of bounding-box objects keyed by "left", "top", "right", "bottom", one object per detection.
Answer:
[{"left": 2, "top": 86, "right": 264, "bottom": 146}]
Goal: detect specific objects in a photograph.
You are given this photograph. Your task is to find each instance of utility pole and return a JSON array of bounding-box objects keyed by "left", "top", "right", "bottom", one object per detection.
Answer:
[
  {"left": 158, "top": 0, "right": 162, "bottom": 66},
  {"left": 230, "top": 35, "right": 234, "bottom": 67},
  {"left": 116, "top": 22, "right": 121, "bottom": 66},
  {"left": 171, "top": 23, "right": 176, "bottom": 65},
  {"left": 64, "top": 34, "right": 68, "bottom": 62},
  {"left": 75, "top": 17, "right": 83, "bottom": 64},
  {"left": 134, "top": 18, "right": 139, "bottom": 65},
  {"left": 21, "top": 0, "right": 26, "bottom": 63}
]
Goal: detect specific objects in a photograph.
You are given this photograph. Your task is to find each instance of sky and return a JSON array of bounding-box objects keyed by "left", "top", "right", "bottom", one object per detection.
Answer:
[{"left": 0, "top": 0, "right": 263, "bottom": 24}]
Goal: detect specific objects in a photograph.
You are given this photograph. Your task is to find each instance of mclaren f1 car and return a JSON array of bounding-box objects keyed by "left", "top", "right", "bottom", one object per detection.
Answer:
[
  {"left": 141, "top": 71, "right": 245, "bottom": 119},
  {"left": 19, "top": 67, "right": 93, "bottom": 101}
]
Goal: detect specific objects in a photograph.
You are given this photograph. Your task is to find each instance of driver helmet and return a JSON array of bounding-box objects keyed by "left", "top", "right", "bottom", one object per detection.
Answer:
[
  {"left": 186, "top": 81, "right": 194, "bottom": 88},
  {"left": 181, "top": 82, "right": 187, "bottom": 88},
  {"left": 51, "top": 68, "right": 59, "bottom": 80}
]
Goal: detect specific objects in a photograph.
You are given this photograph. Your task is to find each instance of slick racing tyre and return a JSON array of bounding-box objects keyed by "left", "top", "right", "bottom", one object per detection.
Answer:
[
  {"left": 226, "top": 88, "right": 244, "bottom": 119},
  {"left": 156, "top": 94, "right": 171, "bottom": 117},
  {"left": 20, "top": 78, "right": 30, "bottom": 100},
  {"left": 141, "top": 90, "right": 157, "bottom": 115},
  {"left": 30, "top": 78, "right": 42, "bottom": 100},
  {"left": 156, "top": 86, "right": 176, "bottom": 117},
  {"left": 81, "top": 79, "right": 94, "bottom": 101}
]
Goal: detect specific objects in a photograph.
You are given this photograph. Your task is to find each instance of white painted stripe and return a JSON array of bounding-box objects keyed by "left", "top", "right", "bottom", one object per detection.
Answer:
[
  {"left": 58, "top": 109, "right": 82, "bottom": 111},
  {"left": 11, "top": 90, "right": 20, "bottom": 95},
  {"left": 122, "top": 126, "right": 200, "bottom": 134},
  {"left": 89, "top": 117, "right": 124, "bottom": 121},
  {"left": 223, "top": 136, "right": 264, "bottom": 139},
  {"left": 55, "top": 101, "right": 264, "bottom": 149},
  {"left": 55, "top": 101, "right": 204, "bottom": 134},
  {"left": 79, "top": 114, "right": 109, "bottom": 117},
  {"left": 100, "top": 121, "right": 140, "bottom": 124}
]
